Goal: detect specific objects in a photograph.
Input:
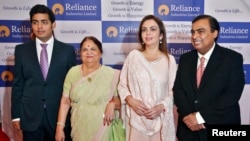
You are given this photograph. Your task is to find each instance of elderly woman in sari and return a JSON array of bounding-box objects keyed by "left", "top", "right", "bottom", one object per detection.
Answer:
[
  {"left": 118, "top": 15, "right": 177, "bottom": 141},
  {"left": 55, "top": 36, "right": 121, "bottom": 141}
]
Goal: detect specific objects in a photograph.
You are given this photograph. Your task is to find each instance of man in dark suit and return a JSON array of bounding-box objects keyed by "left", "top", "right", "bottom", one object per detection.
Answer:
[
  {"left": 173, "top": 14, "right": 245, "bottom": 141},
  {"left": 11, "top": 4, "right": 76, "bottom": 141}
]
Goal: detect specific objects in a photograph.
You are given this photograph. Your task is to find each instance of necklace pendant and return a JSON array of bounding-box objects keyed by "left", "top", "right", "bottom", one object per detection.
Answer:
[{"left": 88, "top": 77, "right": 91, "bottom": 82}]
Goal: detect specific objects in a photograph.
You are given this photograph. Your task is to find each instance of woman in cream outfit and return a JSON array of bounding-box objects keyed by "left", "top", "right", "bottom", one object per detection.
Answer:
[{"left": 118, "top": 15, "right": 177, "bottom": 141}]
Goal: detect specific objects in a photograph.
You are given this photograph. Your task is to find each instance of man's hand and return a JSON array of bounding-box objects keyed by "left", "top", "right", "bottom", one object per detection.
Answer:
[
  {"left": 183, "top": 113, "right": 205, "bottom": 131},
  {"left": 12, "top": 121, "right": 22, "bottom": 137}
]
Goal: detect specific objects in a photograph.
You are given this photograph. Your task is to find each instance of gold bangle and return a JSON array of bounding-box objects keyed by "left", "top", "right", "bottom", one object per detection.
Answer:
[{"left": 57, "top": 122, "right": 65, "bottom": 127}]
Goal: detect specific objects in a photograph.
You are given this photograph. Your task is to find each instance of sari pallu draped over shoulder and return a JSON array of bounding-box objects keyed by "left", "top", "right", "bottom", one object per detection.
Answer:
[{"left": 119, "top": 50, "right": 176, "bottom": 141}]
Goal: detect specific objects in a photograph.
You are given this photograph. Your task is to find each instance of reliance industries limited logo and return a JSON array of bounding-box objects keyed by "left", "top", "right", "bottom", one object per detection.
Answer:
[
  {"left": 106, "top": 26, "right": 118, "bottom": 38},
  {"left": 158, "top": 4, "right": 170, "bottom": 16},
  {"left": 0, "top": 25, "right": 10, "bottom": 37},
  {"left": 1, "top": 70, "right": 13, "bottom": 82},
  {"left": 52, "top": 3, "right": 64, "bottom": 15}
]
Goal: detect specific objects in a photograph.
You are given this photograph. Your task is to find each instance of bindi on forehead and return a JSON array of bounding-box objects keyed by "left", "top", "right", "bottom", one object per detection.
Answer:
[{"left": 82, "top": 44, "right": 95, "bottom": 49}]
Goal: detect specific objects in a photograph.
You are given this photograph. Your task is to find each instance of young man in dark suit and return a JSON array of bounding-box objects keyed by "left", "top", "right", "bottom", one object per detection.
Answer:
[
  {"left": 11, "top": 4, "right": 76, "bottom": 141},
  {"left": 173, "top": 14, "right": 245, "bottom": 141}
]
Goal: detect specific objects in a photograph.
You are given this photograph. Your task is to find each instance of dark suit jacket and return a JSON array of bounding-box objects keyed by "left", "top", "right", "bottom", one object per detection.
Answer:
[
  {"left": 173, "top": 44, "right": 245, "bottom": 141},
  {"left": 11, "top": 39, "right": 76, "bottom": 131}
]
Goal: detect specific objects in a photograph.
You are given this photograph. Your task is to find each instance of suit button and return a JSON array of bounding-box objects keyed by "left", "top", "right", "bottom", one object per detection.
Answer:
[
  {"left": 194, "top": 100, "right": 199, "bottom": 104},
  {"left": 44, "top": 84, "right": 47, "bottom": 86},
  {"left": 42, "top": 99, "right": 45, "bottom": 101}
]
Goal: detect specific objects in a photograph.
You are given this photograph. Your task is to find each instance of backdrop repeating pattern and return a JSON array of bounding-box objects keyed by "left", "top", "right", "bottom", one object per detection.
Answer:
[{"left": 0, "top": 0, "right": 249, "bottom": 141}]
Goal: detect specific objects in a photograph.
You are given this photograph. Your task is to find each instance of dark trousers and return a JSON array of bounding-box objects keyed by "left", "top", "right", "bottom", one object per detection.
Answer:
[{"left": 23, "top": 109, "right": 72, "bottom": 141}]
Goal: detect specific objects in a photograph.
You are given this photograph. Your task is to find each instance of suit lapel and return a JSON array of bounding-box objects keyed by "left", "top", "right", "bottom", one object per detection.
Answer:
[
  {"left": 46, "top": 40, "right": 59, "bottom": 79},
  {"left": 199, "top": 45, "right": 221, "bottom": 89},
  {"left": 190, "top": 52, "right": 199, "bottom": 92},
  {"left": 47, "top": 39, "right": 64, "bottom": 78},
  {"left": 29, "top": 41, "right": 45, "bottom": 80}
]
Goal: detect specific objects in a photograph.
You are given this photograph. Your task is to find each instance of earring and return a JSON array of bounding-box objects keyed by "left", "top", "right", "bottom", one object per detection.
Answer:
[
  {"left": 142, "top": 42, "right": 144, "bottom": 45},
  {"left": 159, "top": 40, "right": 162, "bottom": 44}
]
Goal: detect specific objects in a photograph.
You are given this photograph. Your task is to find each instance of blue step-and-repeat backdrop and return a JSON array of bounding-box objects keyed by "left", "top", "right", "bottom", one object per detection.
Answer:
[{"left": 0, "top": 0, "right": 249, "bottom": 140}]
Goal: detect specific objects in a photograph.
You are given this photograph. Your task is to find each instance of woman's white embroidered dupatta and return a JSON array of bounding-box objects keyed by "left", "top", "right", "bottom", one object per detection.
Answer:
[{"left": 118, "top": 49, "right": 177, "bottom": 141}]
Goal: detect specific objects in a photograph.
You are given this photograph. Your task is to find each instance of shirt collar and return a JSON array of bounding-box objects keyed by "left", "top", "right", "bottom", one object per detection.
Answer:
[
  {"left": 197, "top": 42, "right": 215, "bottom": 61},
  {"left": 36, "top": 36, "right": 54, "bottom": 48}
]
